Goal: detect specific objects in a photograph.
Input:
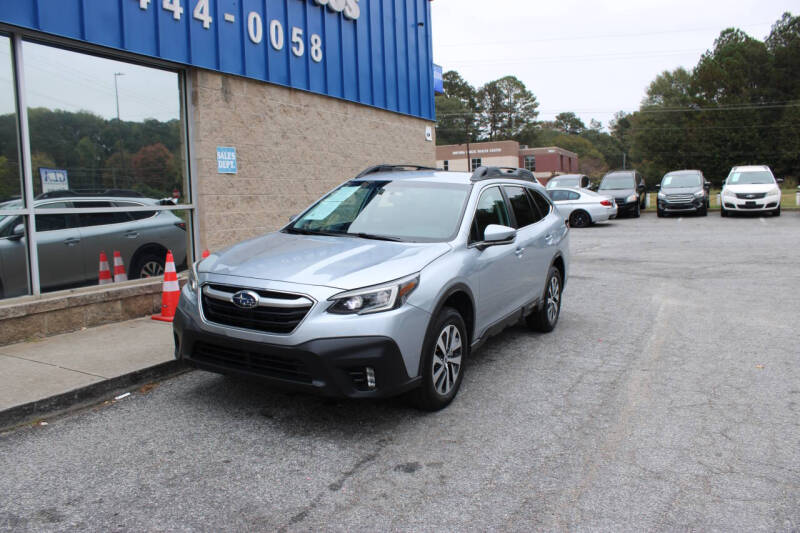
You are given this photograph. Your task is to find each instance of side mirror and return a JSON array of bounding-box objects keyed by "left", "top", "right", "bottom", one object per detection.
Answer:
[
  {"left": 288, "top": 214, "right": 298, "bottom": 222},
  {"left": 10, "top": 223, "right": 24, "bottom": 241},
  {"left": 704, "top": 181, "right": 711, "bottom": 188},
  {"left": 483, "top": 224, "right": 516, "bottom": 244},
  {"left": 776, "top": 178, "right": 784, "bottom": 184},
  {"left": 655, "top": 184, "right": 660, "bottom": 190}
]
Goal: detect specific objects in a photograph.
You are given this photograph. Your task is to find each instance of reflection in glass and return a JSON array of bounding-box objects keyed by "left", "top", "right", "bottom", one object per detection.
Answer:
[
  {"left": 23, "top": 41, "right": 188, "bottom": 203},
  {"left": 33, "top": 197, "right": 189, "bottom": 293},
  {"left": 0, "top": 213, "right": 29, "bottom": 298},
  {"left": 0, "top": 35, "right": 21, "bottom": 204}
]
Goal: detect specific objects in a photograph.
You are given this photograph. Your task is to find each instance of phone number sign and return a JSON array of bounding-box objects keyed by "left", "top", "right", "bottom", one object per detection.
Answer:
[{"left": 0, "top": 0, "right": 435, "bottom": 121}]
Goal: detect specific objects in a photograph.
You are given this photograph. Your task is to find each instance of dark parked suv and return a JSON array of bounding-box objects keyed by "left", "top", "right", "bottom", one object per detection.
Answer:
[
  {"left": 656, "top": 170, "right": 710, "bottom": 217},
  {"left": 597, "top": 170, "right": 646, "bottom": 217}
]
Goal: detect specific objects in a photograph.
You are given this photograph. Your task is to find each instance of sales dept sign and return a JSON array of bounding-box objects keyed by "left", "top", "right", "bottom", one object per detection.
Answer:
[{"left": 217, "top": 147, "right": 237, "bottom": 174}]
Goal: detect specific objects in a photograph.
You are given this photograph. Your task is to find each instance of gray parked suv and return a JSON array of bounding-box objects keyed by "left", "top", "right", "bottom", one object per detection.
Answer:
[{"left": 174, "top": 165, "right": 570, "bottom": 410}]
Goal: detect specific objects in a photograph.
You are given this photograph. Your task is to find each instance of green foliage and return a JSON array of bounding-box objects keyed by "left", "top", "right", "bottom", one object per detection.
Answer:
[
  {"left": 477, "top": 76, "right": 539, "bottom": 141},
  {"left": 554, "top": 112, "right": 586, "bottom": 135}
]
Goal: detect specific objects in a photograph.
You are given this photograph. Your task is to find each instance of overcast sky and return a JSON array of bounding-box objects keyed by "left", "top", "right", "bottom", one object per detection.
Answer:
[{"left": 430, "top": 0, "right": 792, "bottom": 129}]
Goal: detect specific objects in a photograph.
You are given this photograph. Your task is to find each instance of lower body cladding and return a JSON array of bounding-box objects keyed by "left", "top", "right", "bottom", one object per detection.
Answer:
[
  {"left": 588, "top": 205, "right": 617, "bottom": 222},
  {"left": 658, "top": 198, "right": 706, "bottom": 214},
  {"left": 614, "top": 200, "right": 640, "bottom": 216},
  {"left": 172, "top": 283, "right": 428, "bottom": 398}
]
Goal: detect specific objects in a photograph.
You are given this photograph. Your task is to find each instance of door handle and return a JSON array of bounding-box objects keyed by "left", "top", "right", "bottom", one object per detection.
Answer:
[
  {"left": 514, "top": 247, "right": 525, "bottom": 257},
  {"left": 63, "top": 237, "right": 80, "bottom": 246},
  {"left": 544, "top": 234, "right": 554, "bottom": 244},
  {"left": 124, "top": 231, "right": 139, "bottom": 238}
]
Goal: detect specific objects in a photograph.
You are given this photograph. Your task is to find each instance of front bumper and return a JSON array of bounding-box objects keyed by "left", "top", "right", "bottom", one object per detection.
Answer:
[
  {"left": 658, "top": 197, "right": 705, "bottom": 213},
  {"left": 614, "top": 200, "right": 638, "bottom": 215},
  {"left": 174, "top": 306, "right": 420, "bottom": 398},
  {"left": 722, "top": 196, "right": 781, "bottom": 212}
]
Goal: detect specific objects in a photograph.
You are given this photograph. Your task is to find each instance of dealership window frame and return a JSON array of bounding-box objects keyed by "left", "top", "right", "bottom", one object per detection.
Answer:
[
  {"left": 470, "top": 158, "right": 482, "bottom": 172},
  {"left": 0, "top": 29, "right": 199, "bottom": 297},
  {"left": 524, "top": 155, "right": 536, "bottom": 172}
]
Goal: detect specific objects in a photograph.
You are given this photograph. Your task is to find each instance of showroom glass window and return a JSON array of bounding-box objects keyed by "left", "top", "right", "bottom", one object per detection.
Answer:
[{"left": 0, "top": 36, "right": 193, "bottom": 300}]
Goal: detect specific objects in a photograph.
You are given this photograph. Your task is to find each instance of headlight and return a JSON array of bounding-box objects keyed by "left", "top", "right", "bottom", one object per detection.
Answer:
[
  {"left": 693, "top": 190, "right": 705, "bottom": 198},
  {"left": 657, "top": 192, "right": 666, "bottom": 199},
  {"left": 723, "top": 189, "right": 735, "bottom": 197},
  {"left": 768, "top": 187, "right": 780, "bottom": 196},
  {"left": 188, "top": 261, "right": 199, "bottom": 292},
  {"left": 626, "top": 194, "right": 638, "bottom": 203},
  {"left": 328, "top": 274, "right": 419, "bottom": 315}
]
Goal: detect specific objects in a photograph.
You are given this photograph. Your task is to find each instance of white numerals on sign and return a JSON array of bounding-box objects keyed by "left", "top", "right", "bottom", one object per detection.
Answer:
[
  {"left": 247, "top": 12, "right": 263, "bottom": 44},
  {"left": 139, "top": 0, "right": 151, "bottom": 9},
  {"left": 193, "top": 0, "right": 212, "bottom": 28},
  {"left": 162, "top": 0, "right": 183, "bottom": 20},
  {"left": 270, "top": 20, "right": 284, "bottom": 50},
  {"left": 310, "top": 34, "right": 323, "bottom": 62},
  {"left": 291, "top": 27, "right": 304, "bottom": 57}
]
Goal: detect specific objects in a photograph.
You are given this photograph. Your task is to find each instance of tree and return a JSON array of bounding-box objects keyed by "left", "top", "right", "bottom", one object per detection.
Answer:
[
  {"left": 554, "top": 112, "right": 585, "bottom": 135},
  {"left": 131, "top": 143, "right": 175, "bottom": 191},
  {"left": 477, "top": 76, "right": 539, "bottom": 141},
  {"left": 435, "top": 71, "right": 479, "bottom": 145}
]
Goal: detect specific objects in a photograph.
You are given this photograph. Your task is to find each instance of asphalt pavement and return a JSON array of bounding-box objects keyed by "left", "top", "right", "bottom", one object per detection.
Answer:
[{"left": 1, "top": 211, "right": 799, "bottom": 531}]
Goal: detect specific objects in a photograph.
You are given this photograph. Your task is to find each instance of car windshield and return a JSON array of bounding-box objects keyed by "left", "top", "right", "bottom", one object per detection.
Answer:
[
  {"left": 662, "top": 173, "right": 702, "bottom": 188},
  {"left": 727, "top": 171, "right": 775, "bottom": 185},
  {"left": 287, "top": 180, "right": 471, "bottom": 242},
  {"left": 599, "top": 174, "right": 635, "bottom": 190},
  {"left": 0, "top": 199, "right": 22, "bottom": 226}
]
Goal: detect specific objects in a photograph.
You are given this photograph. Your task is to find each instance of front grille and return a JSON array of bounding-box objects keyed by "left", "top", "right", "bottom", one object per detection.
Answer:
[
  {"left": 738, "top": 203, "right": 764, "bottom": 209},
  {"left": 666, "top": 194, "right": 694, "bottom": 203},
  {"left": 201, "top": 284, "right": 313, "bottom": 334},
  {"left": 193, "top": 342, "right": 312, "bottom": 383},
  {"left": 735, "top": 192, "right": 766, "bottom": 199}
]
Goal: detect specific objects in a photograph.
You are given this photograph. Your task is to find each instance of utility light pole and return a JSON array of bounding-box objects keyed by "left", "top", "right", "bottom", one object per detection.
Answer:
[{"left": 113, "top": 72, "right": 125, "bottom": 120}]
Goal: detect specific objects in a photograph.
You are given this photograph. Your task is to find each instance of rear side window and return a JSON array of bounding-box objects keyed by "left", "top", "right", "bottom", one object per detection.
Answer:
[
  {"left": 528, "top": 189, "right": 552, "bottom": 217},
  {"left": 471, "top": 187, "right": 510, "bottom": 242},
  {"left": 115, "top": 201, "right": 156, "bottom": 221},
  {"left": 504, "top": 186, "right": 542, "bottom": 228},
  {"left": 567, "top": 191, "right": 581, "bottom": 200},
  {"left": 548, "top": 190, "right": 567, "bottom": 202},
  {"left": 75, "top": 201, "right": 131, "bottom": 227}
]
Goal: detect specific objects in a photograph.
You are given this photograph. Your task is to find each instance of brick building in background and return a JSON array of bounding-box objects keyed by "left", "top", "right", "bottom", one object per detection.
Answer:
[{"left": 436, "top": 141, "right": 578, "bottom": 183}]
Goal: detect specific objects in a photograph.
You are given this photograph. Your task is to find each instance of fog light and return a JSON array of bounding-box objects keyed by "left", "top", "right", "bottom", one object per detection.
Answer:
[{"left": 365, "top": 367, "right": 376, "bottom": 389}]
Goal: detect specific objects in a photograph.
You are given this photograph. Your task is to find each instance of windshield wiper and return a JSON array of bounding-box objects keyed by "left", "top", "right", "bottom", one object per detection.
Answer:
[
  {"left": 352, "top": 232, "right": 404, "bottom": 242},
  {"left": 284, "top": 227, "right": 345, "bottom": 237}
]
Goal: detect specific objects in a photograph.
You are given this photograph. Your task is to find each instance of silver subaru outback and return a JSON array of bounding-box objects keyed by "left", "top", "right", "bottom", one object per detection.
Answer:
[{"left": 173, "top": 165, "right": 569, "bottom": 410}]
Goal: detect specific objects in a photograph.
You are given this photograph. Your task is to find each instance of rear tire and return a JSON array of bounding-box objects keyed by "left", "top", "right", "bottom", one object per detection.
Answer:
[
  {"left": 410, "top": 307, "right": 467, "bottom": 411},
  {"left": 130, "top": 251, "right": 166, "bottom": 280},
  {"left": 527, "top": 266, "right": 562, "bottom": 333},
  {"left": 569, "top": 210, "right": 591, "bottom": 228}
]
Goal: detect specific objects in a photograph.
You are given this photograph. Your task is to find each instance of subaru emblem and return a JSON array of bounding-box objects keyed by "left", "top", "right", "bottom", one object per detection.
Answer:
[{"left": 232, "top": 290, "right": 259, "bottom": 309}]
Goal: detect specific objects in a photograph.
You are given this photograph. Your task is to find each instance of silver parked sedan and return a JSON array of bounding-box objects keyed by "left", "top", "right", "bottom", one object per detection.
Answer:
[
  {"left": 0, "top": 195, "right": 187, "bottom": 298},
  {"left": 546, "top": 188, "right": 617, "bottom": 228}
]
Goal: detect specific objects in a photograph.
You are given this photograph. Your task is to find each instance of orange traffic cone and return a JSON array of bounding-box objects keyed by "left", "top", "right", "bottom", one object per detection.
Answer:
[
  {"left": 112, "top": 251, "right": 128, "bottom": 282},
  {"left": 98, "top": 252, "right": 112, "bottom": 285},
  {"left": 152, "top": 251, "right": 180, "bottom": 323}
]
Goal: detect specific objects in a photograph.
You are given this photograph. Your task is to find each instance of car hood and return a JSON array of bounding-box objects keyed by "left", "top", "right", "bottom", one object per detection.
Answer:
[
  {"left": 661, "top": 186, "right": 701, "bottom": 194},
  {"left": 724, "top": 183, "right": 777, "bottom": 193},
  {"left": 199, "top": 231, "right": 452, "bottom": 290}
]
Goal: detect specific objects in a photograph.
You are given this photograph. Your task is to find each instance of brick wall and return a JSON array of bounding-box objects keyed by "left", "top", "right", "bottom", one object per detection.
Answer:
[{"left": 190, "top": 71, "right": 436, "bottom": 252}]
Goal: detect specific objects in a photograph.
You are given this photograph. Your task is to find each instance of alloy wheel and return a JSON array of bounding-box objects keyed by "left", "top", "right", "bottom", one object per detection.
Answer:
[
  {"left": 546, "top": 275, "right": 560, "bottom": 324},
  {"left": 432, "top": 324, "right": 462, "bottom": 396},
  {"left": 141, "top": 261, "right": 165, "bottom": 278}
]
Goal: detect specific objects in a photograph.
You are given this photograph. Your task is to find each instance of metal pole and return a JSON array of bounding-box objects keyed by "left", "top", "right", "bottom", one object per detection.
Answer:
[
  {"left": 113, "top": 72, "right": 124, "bottom": 120},
  {"left": 622, "top": 152, "right": 626, "bottom": 170},
  {"left": 13, "top": 34, "right": 41, "bottom": 295}
]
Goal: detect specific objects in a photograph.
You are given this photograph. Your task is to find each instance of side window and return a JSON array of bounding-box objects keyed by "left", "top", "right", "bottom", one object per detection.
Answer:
[
  {"left": 505, "top": 186, "right": 542, "bottom": 228},
  {"left": 115, "top": 201, "right": 156, "bottom": 221},
  {"left": 568, "top": 191, "right": 581, "bottom": 200},
  {"left": 470, "top": 187, "right": 510, "bottom": 242},
  {"left": 548, "top": 190, "right": 565, "bottom": 202},
  {"left": 35, "top": 202, "right": 71, "bottom": 232},
  {"left": 528, "top": 189, "right": 552, "bottom": 217},
  {"left": 75, "top": 201, "right": 130, "bottom": 227}
]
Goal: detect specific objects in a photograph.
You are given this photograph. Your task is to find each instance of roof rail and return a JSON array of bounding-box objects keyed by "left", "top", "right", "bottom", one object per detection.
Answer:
[
  {"left": 35, "top": 189, "right": 145, "bottom": 200},
  {"left": 355, "top": 164, "right": 438, "bottom": 179},
  {"left": 470, "top": 166, "right": 535, "bottom": 182}
]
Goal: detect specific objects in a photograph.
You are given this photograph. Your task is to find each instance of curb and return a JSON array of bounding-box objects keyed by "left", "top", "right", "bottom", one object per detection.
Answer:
[{"left": 0, "top": 360, "right": 190, "bottom": 432}]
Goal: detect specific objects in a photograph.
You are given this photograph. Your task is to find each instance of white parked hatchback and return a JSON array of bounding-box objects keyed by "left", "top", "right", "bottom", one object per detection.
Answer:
[{"left": 721, "top": 165, "right": 783, "bottom": 217}]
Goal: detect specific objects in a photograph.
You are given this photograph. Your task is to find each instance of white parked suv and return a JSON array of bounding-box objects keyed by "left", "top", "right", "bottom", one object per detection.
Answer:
[{"left": 721, "top": 165, "right": 783, "bottom": 217}]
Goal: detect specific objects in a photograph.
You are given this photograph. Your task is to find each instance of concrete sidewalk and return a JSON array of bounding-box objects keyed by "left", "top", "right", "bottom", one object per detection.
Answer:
[{"left": 0, "top": 317, "right": 186, "bottom": 429}]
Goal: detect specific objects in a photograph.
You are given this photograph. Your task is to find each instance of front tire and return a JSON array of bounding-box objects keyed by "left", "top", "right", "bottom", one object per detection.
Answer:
[
  {"left": 633, "top": 203, "right": 641, "bottom": 218},
  {"left": 657, "top": 207, "right": 664, "bottom": 218},
  {"left": 773, "top": 205, "right": 781, "bottom": 217},
  {"left": 411, "top": 307, "right": 467, "bottom": 411},
  {"left": 527, "top": 266, "right": 562, "bottom": 333},
  {"left": 699, "top": 204, "right": 708, "bottom": 216},
  {"left": 720, "top": 205, "right": 728, "bottom": 217}
]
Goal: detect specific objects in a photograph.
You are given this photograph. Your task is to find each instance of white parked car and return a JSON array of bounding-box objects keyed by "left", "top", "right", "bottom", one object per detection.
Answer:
[
  {"left": 721, "top": 165, "right": 783, "bottom": 217},
  {"left": 546, "top": 188, "right": 617, "bottom": 228}
]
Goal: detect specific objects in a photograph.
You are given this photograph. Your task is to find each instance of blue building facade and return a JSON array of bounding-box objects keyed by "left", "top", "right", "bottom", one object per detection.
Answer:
[{"left": 0, "top": 0, "right": 435, "bottom": 120}]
